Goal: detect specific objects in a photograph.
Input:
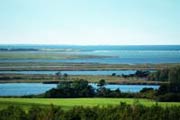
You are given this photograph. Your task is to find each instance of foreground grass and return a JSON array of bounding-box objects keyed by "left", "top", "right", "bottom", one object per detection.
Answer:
[{"left": 0, "top": 98, "right": 180, "bottom": 110}]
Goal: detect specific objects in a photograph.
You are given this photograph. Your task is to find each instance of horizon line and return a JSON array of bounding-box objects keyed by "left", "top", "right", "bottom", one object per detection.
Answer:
[{"left": 0, "top": 44, "right": 180, "bottom": 46}]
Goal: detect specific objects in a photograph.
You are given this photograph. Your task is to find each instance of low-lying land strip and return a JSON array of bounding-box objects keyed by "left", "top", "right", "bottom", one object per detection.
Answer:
[
  {"left": 0, "top": 62, "right": 179, "bottom": 71},
  {"left": 0, "top": 51, "right": 113, "bottom": 60},
  {"left": 0, "top": 74, "right": 165, "bottom": 85}
]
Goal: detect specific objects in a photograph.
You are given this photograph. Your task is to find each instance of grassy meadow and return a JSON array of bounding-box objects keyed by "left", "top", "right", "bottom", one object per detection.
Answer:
[{"left": 0, "top": 98, "right": 180, "bottom": 110}]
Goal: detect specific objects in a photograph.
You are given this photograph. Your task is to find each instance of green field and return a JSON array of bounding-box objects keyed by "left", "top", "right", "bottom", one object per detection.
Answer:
[{"left": 0, "top": 98, "right": 180, "bottom": 110}]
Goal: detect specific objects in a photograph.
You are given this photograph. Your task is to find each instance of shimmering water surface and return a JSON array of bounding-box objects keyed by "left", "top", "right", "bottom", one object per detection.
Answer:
[{"left": 0, "top": 45, "right": 180, "bottom": 64}]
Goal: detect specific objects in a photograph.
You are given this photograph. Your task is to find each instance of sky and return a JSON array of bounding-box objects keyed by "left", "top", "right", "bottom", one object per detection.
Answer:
[{"left": 0, "top": 0, "right": 179, "bottom": 45}]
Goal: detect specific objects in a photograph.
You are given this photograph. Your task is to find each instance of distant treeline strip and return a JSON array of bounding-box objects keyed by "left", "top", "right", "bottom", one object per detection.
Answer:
[
  {"left": 148, "top": 66, "right": 180, "bottom": 82},
  {"left": 0, "top": 48, "right": 39, "bottom": 51}
]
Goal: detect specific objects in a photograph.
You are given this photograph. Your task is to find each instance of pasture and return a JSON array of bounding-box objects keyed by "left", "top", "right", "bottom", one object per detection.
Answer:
[{"left": 0, "top": 98, "right": 180, "bottom": 110}]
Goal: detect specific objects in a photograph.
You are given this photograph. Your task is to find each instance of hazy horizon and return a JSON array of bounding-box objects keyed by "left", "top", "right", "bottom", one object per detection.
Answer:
[{"left": 0, "top": 43, "right": 180, "bottom": 46}]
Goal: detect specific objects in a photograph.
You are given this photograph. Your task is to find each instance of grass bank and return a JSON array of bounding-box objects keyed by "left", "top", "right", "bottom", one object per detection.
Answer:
[{"left": 0, "top": 98, "right": 179, "bottom": 110}]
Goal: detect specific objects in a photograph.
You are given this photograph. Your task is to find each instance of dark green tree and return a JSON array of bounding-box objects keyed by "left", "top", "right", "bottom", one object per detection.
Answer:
[
  {"left": 55, "top": 71, "right": 62, "bottom": 80},
  {"left": 112, "top": 73, "right": 116, "bottom": 76},
  {"left": 98, "top": 79, "right": 106, "bottom": 87},
  {"left": 63, "top": 73, "right": 68, "bottom": 80}
]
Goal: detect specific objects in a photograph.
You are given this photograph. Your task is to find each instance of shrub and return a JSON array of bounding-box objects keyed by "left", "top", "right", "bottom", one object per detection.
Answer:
[{"left": 157, "top": 93, "right": 180, "bottom": 102}]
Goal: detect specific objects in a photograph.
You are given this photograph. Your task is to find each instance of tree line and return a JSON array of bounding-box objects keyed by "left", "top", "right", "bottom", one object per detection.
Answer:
[
  {"left": 148, "top": 66, "right": 180, "bottom": 82},
  {"left": 41, "top": 79, "right": 151, "bottom": 98},
  {"left": 147, "top": 66, "right": 180, "bottom": 101},
  {"left": 43, "top": 79, "right": 127, "bottom": 98}
]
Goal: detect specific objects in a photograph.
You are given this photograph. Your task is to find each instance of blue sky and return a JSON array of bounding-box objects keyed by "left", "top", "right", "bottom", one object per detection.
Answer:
[{"left": 0, "top": 0, "right": 179, "bottom": 45}]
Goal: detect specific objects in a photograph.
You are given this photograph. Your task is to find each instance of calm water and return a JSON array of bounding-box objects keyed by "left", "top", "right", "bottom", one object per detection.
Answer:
[
  {"left": 0, "top": 83, "right": 159, "bottom": 96},
  {"left": 90, "top": 83, "right": 159, "bottom": 92},
  {"left": 0, "top": 45, "right": 180, "bottom": 64},
  {"left": 0, "top": 45, "right": 176, "bottom": 96},
  {"left": 0, "top": 70, "right": 137, "bottom": 75},
  {"left": 0, "top": 83, "right": 57, "bottom": 96}
]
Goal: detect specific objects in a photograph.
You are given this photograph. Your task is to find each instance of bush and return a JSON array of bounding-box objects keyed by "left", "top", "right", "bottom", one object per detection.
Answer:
[
  {"left": 0, "top": 106, "right": 27, "bottom": 120},
  {"left": 157, "top": 93, "right": 180, "bottom": 102},
  {"left": 1, "top": 104, "right": 180, "bottom": 120},
  {"left": 140, "top": 88, "right": 154, "bottom": 93},
  {"left": 44, "top": 80, "right": 95, "bottom": 98}
]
